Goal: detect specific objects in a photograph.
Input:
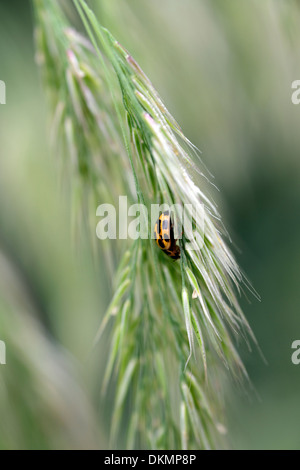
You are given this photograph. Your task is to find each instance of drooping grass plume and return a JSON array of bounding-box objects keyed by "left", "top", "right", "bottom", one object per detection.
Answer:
[{"left": 34, "top": 0, "right": 258, "bottom": 450}]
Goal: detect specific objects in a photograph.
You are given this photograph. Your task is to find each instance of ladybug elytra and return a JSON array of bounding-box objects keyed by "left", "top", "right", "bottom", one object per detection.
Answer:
[{"left": 154, "top": 211, "right": 180, "bottom": 260}]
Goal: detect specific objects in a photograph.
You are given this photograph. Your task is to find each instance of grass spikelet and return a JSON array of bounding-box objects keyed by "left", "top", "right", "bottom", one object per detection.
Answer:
[{"left": 34, "top": 0, "right": 259, "bottom": 450}]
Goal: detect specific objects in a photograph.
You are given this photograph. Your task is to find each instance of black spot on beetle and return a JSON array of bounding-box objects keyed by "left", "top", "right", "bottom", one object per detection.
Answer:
[
  {"left": 158, "top": 239, "right": 165, "bottom": 249},
  {"left": 162, "top": 219, "right": 169, "bottom": 230}
]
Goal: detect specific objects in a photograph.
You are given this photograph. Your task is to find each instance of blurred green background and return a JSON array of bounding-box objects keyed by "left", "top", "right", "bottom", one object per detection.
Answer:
[{"left": 1, "top": 0, "right": 300, "bottom": 449}]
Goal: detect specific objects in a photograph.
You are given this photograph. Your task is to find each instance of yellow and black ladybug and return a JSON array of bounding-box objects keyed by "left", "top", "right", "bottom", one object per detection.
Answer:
[{"left": 154, "top": 211, "right": 180, "bottom": 260}]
